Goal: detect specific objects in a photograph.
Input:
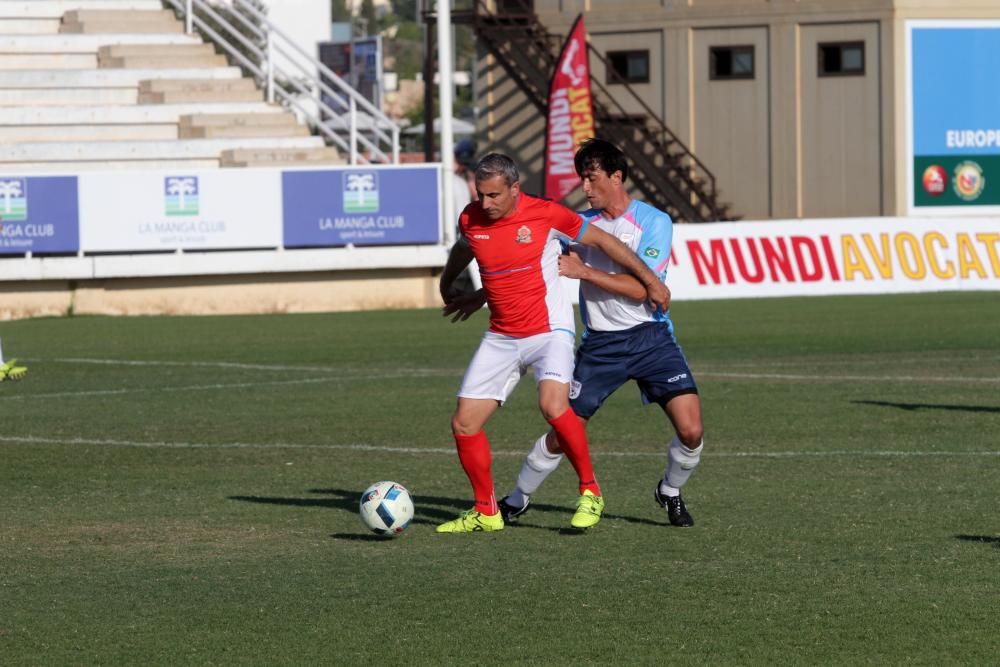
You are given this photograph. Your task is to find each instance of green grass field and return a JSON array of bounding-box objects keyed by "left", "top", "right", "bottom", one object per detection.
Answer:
[{"left": 2, "top": 292, "right": 998, "bottom": 665}]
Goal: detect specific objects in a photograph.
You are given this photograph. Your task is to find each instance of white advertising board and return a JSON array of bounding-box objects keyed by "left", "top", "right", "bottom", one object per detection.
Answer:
[
  {"left": 660, "top": 217, "right": 1000, "bottom": 300},
  {"left": 79, "top": 169, "right": 282, "bottom": 252}
]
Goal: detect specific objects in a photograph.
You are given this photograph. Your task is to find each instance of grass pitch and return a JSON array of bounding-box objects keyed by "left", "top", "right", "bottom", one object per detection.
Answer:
[{"left": 1, "top": 292, "right": 998, "bottom": 665}]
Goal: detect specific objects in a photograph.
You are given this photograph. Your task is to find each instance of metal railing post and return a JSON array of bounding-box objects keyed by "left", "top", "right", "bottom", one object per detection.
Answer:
[
  {"left": 167, "top": 0, "right": 400, "bottom": 164},
  {"left": 265, "top": 29, "right": 275, "bottom": 104},
  {"left": 349, "top": 97, "right": 358, "bottom": 165}
]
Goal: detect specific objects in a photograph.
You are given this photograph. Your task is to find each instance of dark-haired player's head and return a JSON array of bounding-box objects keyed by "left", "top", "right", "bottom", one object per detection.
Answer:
[{"left": 574, "top": 138, "right": 629, "bottom": 183}]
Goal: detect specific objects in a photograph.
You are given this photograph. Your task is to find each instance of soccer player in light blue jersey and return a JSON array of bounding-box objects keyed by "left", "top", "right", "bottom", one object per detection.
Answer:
[{"left": 498, "top": 138, "right": 705, "bottom": 527}]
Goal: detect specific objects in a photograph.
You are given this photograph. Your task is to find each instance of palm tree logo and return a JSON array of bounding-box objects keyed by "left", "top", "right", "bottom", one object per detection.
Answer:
[
  {"left": 343, "top": 172, "right": 379, "bottom": 213},
  {"left": 0, "top": 178, "right": 27, "bottom": 221},
  {"left": 164, "top": 176, "right": 199, "bottom": 216}
]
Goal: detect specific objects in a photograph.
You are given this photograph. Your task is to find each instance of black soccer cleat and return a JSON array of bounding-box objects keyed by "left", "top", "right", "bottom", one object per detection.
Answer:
[
  {"left": 498, "top": 496, "right": 530, "bottom": 524},
  {"left": 653, "top": 483, "right": 694, "bottom": 527}
]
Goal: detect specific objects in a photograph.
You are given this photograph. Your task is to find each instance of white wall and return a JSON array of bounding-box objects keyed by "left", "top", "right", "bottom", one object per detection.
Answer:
[
  {"left": 263, "top": 0, "right": 331, "bottom": 63},
  {"left": 208, "top": 0, "right": 331, "bottom": 70}
]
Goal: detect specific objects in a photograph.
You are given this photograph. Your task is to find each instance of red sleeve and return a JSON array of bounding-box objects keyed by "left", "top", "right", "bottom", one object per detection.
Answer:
[{"left": 547, "top": 200, "right": 584, "bottom": 240}]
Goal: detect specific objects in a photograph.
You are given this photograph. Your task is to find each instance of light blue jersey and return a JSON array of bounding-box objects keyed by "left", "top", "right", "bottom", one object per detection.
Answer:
[{"left": 574, "top": 199, "right": 674, "bottom": 333}]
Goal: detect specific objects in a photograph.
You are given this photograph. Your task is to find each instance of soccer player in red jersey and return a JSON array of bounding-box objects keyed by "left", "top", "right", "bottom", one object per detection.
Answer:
[{"left": 436, "top": 153, "right": 669, "bottom": 532}]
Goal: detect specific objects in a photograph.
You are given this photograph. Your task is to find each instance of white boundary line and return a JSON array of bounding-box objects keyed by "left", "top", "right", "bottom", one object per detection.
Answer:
[
  {"left": 8, "top": 357, "right": 999, "bottom": 395},
  {"left": 697, "top": 371, "right": 1000, "bottom": 384},
  {"left": 1, "top": 434, "right": 998, "bottom": 458},
  {"left": 0, "top": 369, "right": 461, "bottom": 401}
]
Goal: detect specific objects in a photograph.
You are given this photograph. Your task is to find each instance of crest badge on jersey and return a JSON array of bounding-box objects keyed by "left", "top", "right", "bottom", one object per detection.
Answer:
[
  {"left": 516, "top": 225, "right": 532, "bottom": 244},
  {"left": 643, "top": 246, "right": 660, "bottom": 258}
]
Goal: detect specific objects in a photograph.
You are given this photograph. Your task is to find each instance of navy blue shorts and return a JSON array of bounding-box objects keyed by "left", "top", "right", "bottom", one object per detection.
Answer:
[{"left": 569, "top": 322, "right": 698, "bottom": 419}]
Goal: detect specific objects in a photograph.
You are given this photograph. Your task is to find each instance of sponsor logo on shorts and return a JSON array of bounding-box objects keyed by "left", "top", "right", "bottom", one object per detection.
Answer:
[
  {"left": 516, "top": 225, "right": 532, "bottom": 244},
  {"left": 644, "top": 246, "right": 660, "bottom": 258},
  {"left": 569, "top": 380, "right": 581, "bottom": 399},
  {"left": 667, "top": 373, "right": 688, "bottom": 383},
  {"left": 473, "top": 233, "right": 490, "bottom": 239}
]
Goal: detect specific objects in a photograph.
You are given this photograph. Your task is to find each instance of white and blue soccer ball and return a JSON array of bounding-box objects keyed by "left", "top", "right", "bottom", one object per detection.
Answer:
[{"left": 359, "top": 481, "right": 414, "bottom": 537}]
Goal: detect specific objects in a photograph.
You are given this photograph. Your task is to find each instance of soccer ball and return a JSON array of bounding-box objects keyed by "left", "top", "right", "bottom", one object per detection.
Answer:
[{"left": 359, "top": 481, "right": 414, "bottom": 537}]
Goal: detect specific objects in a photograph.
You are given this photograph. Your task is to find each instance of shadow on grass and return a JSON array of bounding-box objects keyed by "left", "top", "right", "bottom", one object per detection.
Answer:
[
  {"left": 955, "top": 534, "right": 1000, "bottom": 549},
  {"left": 230, "top": 487, "right": 664, "bottom": 534},
  {"left": 853, "top": 400, "right": 1000, "bottom": 414}
]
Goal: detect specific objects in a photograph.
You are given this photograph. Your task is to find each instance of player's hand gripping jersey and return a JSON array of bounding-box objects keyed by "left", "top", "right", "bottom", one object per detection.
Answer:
[
  {"left": 459, "top": 193, "right": 587, "bottom": 338},
  {"left": 574, "top": 199, "right": 674, "bottom": 333}
]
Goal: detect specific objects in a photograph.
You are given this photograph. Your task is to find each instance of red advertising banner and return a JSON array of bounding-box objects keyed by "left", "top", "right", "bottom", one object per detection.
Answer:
[{"left": 543, "top": 14, "right": 594, "bottom": 201}]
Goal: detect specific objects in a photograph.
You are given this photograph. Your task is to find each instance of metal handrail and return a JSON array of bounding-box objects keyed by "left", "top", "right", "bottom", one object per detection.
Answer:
[
  {"left": 472, "top": 3, "right": 717, "bottom": 197},
  {"left": 461, "top": 0, "right": 726, "bottom": 219},
  {"left": 585, "top": 45, "right": 717, "bottom": 196},
  {"left": 167, "top": 0, "right": 400, "bottom": 164}
]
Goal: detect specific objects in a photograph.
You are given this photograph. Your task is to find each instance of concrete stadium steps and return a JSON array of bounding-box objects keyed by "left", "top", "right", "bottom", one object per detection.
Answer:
[
  {"left": 0, "top": 123, "right": 177, "bottom": 142},
  {"left": 100, "top": 53, "right": 229, "bottom": 69},
  {"left": 8, "top": 159, "right": 221, "bottom": 173},
  {"left": 60, "top": 9, "right": 183, "bottom": 34},
  {"left": 98, "top": 43, "right": 217, "bottom": 59},
  {"left": 0, "top": 52, "right": 97, "bottom": 69},
  {"left": 138, "top": 78, "right": 263, "bottom": 104},
  {"left": 0, "top": 136, "right": 326, "bottom": 166},
  {"left": 0, "top": 34, "right": 201, "bottom": 54},
  {"left": 0, "top": 67, "right": 242, "bottom": 88},
  {"left": 220, "top": 147, "right": 345, "bottom": 168},
  {"left": 0, "top": 3, "right": 336, "bottom": 172},
  {"left": 0, "top": 19, "right": 62, "bottom": 34},
  {"left": 0, "top": 1, "right": 164, "bottom": 19},
  {"left": 0, "top": 86, "right": 139, "bottom": 105},
  {"left": 178, "top": 112, "right": 308, "bottom": 139},
  {"left": 0, "top": 102, "right": 285, "bottom": 125},
  {"left": 97, "top": 44, "right": 226, "bottom": 69}
]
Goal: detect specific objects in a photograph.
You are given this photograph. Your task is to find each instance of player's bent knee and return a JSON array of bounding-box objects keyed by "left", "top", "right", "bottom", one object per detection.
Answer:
[
  {"left": 538, "top": 399, "right": 570, "bottom": 422},
  {"left": 677, "top": 425, "right": 704, "bottom": 449},
  {"left": 451, "top": 415, "right": 482, "bottom": 436}
]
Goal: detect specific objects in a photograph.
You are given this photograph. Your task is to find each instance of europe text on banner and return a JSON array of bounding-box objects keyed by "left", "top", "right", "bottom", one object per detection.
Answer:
[{"left": 543, "top": 13, "right": 594, "bottom": 201}]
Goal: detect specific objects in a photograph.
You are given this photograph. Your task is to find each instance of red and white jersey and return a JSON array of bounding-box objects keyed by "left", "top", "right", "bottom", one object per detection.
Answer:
[{"left": 460, "top": 193, "right": 587, "bottom": 337}]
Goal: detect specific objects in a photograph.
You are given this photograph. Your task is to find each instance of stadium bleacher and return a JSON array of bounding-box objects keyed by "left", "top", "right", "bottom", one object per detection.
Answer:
[{"left": 0, "top": 0, "right": 344, "bottom": 172}]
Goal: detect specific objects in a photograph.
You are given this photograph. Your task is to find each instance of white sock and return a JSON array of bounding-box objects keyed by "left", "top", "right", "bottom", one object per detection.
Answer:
[
  {"left": 509, "top": 433, "right": 563, "bottom": 507},
  {"left": 663, "top": 435, "right": 703, "bottom": 492}
]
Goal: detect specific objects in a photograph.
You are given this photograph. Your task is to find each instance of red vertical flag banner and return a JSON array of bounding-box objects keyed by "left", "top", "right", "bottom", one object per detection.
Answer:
[{"left": 543, "top": 14, "right": 594, "bottom": 200}]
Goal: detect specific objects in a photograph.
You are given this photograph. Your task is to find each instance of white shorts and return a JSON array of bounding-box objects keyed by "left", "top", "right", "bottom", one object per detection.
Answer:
[{"left": 458, "top": 330, "right": 576, "bottom": 403}]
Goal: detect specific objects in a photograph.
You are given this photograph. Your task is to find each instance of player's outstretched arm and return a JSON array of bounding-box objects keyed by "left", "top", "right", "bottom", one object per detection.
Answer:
[
  {"left": 558, "top": 249, "right": 647, "bottom": 301},
  {"left": 577, "top": 225, "right": 670, "bottom": 311}
]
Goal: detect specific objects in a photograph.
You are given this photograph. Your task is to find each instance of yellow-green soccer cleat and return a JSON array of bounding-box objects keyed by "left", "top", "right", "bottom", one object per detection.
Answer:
[
  {"left": 0, "top": 359, "right": 27, "bottom": 382},
  {"left": 436, "top": 509, "right": 505, "bottom": 533},
  {"left": 570, "top": 490, "right": 605, "bottom": 529}
]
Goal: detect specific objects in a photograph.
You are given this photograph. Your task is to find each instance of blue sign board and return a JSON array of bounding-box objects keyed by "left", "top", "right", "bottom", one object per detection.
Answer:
[
  {"left": 0, "top": 176, "right": 79, "bottom": 254},
  {"left": 912, "top": 27, "right": 1000, "bottom": 156},
  {"left": 910, "top": 22, "right": 1000, "bottom": 210},
  {"left": 282, "top": 166, "right": 440, "bottom": 247}
]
